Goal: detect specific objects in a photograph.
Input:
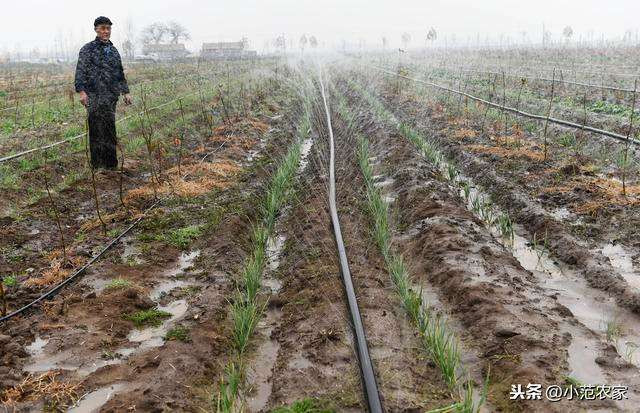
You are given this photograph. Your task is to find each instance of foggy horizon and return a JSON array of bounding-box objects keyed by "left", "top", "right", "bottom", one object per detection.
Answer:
[{"left": 2, "top": 0, "right": 640, "bottom": 57}]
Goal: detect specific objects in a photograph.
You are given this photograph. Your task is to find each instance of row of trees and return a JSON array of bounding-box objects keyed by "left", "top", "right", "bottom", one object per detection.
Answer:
[
  {"left": 141, "top": 21, "right": 191, "bottom": 45},
  {"left": 120, "top": 21, "right": 191, "bottom": 60},
  {"left": 386, "top": 27, "right": 438, "bottom": 50},
  {"left": 272, "top": 34, "right": 319, "bottom": 53}
]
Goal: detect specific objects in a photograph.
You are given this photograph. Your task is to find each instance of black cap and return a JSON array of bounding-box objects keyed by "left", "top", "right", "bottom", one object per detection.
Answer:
[{"left": 94, "top": 16, "right": 113, "bottom": 27}]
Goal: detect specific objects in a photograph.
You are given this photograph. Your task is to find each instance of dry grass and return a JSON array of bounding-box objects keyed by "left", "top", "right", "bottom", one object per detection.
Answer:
[
  {"left": 213, "top": 117, "right": 269, "bottom": 135},
  {"left": 124, "top": 159, "right": 242, "bottom": 203},
  {"left": 24, "top": 250, "right": 84, "bottom": 287},
  {"left": 464, "top": 143, "right": 545, "bottom": 161},
  {"left": 1, "top": 371, "right": 81, "bottom": 409},
  {"left": 542, "top": 176, "right": 640, "bottom": 216},
  {"left": 78, "top": 210, "right": 132, "bottom": 233},
  {"left": 210, "top": 134, "right": 255, "bottom": 151},
  {"left": 452, "top": 127, "right": 476, "bottom": 140}
]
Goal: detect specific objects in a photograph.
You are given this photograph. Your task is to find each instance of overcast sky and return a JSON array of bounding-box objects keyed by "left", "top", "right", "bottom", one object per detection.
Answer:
[{"left": 2, "top": 0, "right": 639, "bottom": 54}]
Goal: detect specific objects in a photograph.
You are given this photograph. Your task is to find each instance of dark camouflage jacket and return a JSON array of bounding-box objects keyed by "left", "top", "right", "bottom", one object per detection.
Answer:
[{"left": 74, "top": 38, "right": 129, "bottom": 96}]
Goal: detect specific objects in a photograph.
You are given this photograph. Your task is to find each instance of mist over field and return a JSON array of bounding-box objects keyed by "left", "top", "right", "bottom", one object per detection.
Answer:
[
  {"left": 2, "top": 0, "right": 640, "bottom": 59},
  {"left": 2, "top": 1, "right": 640, "bottom": 412}
]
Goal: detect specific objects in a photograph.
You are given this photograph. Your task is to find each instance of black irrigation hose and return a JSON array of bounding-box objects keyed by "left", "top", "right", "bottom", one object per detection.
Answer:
[
  {"left": 0, "top": 201, "right": 159, "bottom": 324},
  {"left": 318, "top": 69, "right": 383, "bottom": 413},
  {"left": 0, "top": 139, "right": 229, "bottom": 325},
  {"left": 373, "top": 66, "right": 640, "bottom": 147}
]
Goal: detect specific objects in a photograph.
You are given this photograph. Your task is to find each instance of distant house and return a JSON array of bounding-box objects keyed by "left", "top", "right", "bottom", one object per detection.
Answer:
[
  {"left": 201, "top": 41, "right": 255, "bottom": 59},
  {"left": 141, "top": 43, "right": 189, "bottom": 60}
]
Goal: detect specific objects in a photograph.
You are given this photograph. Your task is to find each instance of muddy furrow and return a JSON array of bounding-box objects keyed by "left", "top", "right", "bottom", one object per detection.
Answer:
[
  {"left": 330, "top": 90, "right": 456, "bottom": 411},
  {"left": 0, "top": 93, "right": 296, "bottom": 411},
  {"left": 261, "top": 127, "right": 364, "bottom": 410},
  {"left": 343, "top": 80, "right": 640, "bottom": 411}
]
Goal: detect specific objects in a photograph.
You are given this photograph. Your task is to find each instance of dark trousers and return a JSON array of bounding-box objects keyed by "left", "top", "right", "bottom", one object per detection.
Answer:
[{"left": 88, "top": 95, "right": 118, "bottom": 169}]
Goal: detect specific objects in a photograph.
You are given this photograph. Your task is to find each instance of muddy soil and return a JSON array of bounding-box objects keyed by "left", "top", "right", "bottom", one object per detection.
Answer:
[
  {"left": 371, "top": 77, "right": 640, "bottom": 317},
  {"left": 1, "top": 67, "right": 272, "bottom": 318},
  {"left": 0, "top": 76, "right": 299, "bottom": 411},
  {"left": 242, "top": 81, "right": 458, "bottom": 412},
  {"left": 331, "top": 99, "right": 457, "bottom": 411},
  {"left": 342, "top": 79, "right": 640, "bottom": 412},
  {"left": 384, "top": 72, "right": 640, "bottom": 252},
  {"left": 251, "top": 106, "right": 365, "bottom": 411}
]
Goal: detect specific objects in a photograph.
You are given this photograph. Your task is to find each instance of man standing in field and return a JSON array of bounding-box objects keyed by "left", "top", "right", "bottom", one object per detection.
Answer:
[{"left": 75, "top": 16, "right": 132, "bottom": 170}]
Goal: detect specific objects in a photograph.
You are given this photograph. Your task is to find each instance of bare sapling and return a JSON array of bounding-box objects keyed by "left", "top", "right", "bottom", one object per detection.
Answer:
[
  {"left": 455, "top": 67, "right": 464, "bottom": 115},
  {"left": 502, "top": 70, "right": 508, "bottom": 141},
  {"left": 576, "top": 90, "right": 588, "bottom": 162},
  {"left": 513, "top": 78, "right": 527, "bottom": 147},
  {"left": 217, "top": 83, "right": 232, "bottom": 124},
  {"left": 138, "top": 86, "right": 159, "bottom": 200},
  {"left": 0, "top": 281, "right": 6, "bottom": 316},
  {"left": 198, "top": 77, "right": 213, "bottom": 132},
  {"left": 41, "top": 155, "right": 68, "bottom": 264},
  {"left": 176, "top": 98, "right": 186, "bottom": 176},
  {"left": 117, "top": 141, "right": 128, "bottom": 212},
  {"left": 84, "top": 118, "right": 108, "bottom": 236},
  {"left": 542, "top": 68, "right": 557, "bottom": 162},
  {"left": 622, "top": 79, "right": 638, "bottom": 196},
  {"left": 481, "top": 74, "right": 498, "bottom": 135}
]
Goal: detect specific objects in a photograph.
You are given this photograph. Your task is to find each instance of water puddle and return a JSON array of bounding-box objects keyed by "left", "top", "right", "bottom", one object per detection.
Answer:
[
  {"left": 549, "top": 206, "right": 572, "bottom": 221},
  {"left": 266, "top": 234, "right": 286, "bottom": 273},
  {"left": 367, "top": 92, "right": 639, "bottom": 408},
  {"left": 287, "top": 354, "right": 313, "bottom": 371},
  {"left": 246, "top": 134, "right": 313, "bottom": 409},
  {"left": 23, "top": 250, "right": 199, "bottom": 386},
  {"left": 127, "top": 300, "right": 188, "bottom": 351},
  {"left": 24, "top": 350, "right": 76, "bottom": 373},
  {"left": 567, "top": 336, "right": 606, "bottom": 384},
  {"left": 167, "top": 250, "right": 200, "bottom": 277},
  {"left": 26, "top": 335, "right": 49, "bottom": 357},
  {"left": 600, "top": 243, "right": 639, "bottom": 290},
  {"left": 246, "top": 308, "right": 282, "bottom": 412},
  {"left": 372, "top": 174, "right": 395, "bottom": 188},
  {"left": 24, "top": 336, "right": 139, "bottom": 377},
  {"left": 298, "top": 136, "right": 314, "bottom": 171},
  {"left": 81, "top": 276, "right": 113, "bottom": 294},
  {"left": 121, "top": 237, "right": 145, "bottom": 265},
  {"left": 150, "top": 279, "right": 190, "bottom": 301},
  {"left": 481, "top": 216, "right": 640, "bottom": 382},
  {"left": 69, "top": 383, "right": 127, "bottom": 413}
]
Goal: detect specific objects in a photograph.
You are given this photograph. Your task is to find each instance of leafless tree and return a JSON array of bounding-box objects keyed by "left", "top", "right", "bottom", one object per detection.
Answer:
[
  {"left": 141, "top": 22, "right": 168, "bottom": 45},
  {"left": 299, "top": 34, "right": 308, "bottom": 55},
  {"left": 123, "top": 17, "right": 136, "bottom": 59},
  {"left": 167, "top": 21, "right": 191, "bottom": 44},
  {"left": 563, "top": 26, "right": 574, "bottom": 43},
  {"left": 401, "top": 32, "right": 411, "bottom": 49},
  {"left": 275, "top": 35, "right": 286, "bottom": 52},
  {"left": 426, "top": 27, "right": 437, "bottom": 47},
  {"left": 309, "top": 36, "right": 318, "bottom": 49},
  {"left": 382, "top": 36, "right": 388, "bottom": 49},
  {"left": 122, "top": 40, "right": 134, "bottom": 60}
]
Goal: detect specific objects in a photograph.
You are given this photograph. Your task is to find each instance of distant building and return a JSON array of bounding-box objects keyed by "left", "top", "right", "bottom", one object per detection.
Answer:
[
  {"left": 201, "top": 41, "right": 256, "bottom": 59},
  {"left": 141, "top": 43, "right": 190, "bottom": 60}
]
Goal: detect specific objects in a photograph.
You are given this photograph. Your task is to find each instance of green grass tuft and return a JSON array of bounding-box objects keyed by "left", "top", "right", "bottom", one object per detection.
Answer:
[
  {"left": 165, "top": 325, "right": 190, "bottom": 342},
  {"left": 164, "top": 225, "right": 203, "bottom": 249},
  {"left": 124, "top": 308, "right": 172, "bottom": 327},
  {"left": 105, "top": 278, "right": 133, "bottom": 290},
  {"left": 271, "top": 398, "right": 335, "bottom": 413}
]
